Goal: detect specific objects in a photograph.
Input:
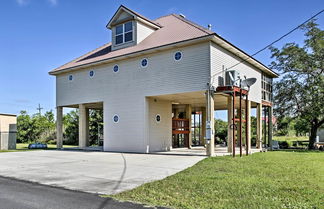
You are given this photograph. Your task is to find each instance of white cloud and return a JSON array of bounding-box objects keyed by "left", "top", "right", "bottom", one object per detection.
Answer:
[
  {"left": 15, "top": 0, "right": 58, "bottom": 6},
  {"left": 47, "top": 0, "right": 58, "bottom": 6},
  {"left": 167, "top": 7, "right": 178, "bottom": 14},
  {"left": 16, "top": 0, "right": 29, "bottom": 6}
]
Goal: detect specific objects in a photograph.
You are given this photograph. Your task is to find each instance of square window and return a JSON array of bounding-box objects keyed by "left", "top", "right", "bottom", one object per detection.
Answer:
[
  {"left": 116, "top": 35, "right": 123, "bottom": 45},
  {"left": 116, "top": 25, "right": 123, "bottom": 35},
  {"left": 124, "top": 32, "right": 133, "bottom": 42},
  {"left": 124, "top": 22, "right": 132, "bottom": 32}
]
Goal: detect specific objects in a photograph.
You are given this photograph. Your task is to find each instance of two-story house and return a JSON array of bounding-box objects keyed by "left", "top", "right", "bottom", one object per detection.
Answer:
[{"left": 49, "top": 5, "right": 278, "bottom": 156}]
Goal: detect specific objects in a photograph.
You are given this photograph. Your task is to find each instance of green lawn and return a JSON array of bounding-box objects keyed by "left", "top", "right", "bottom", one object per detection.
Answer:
[
  {"left": 0, "top": 143, "right": 77, "bottom": 152},
  {"left": 273, "top": 136, "right": 308, "bottom": 141},
  {"left": 112, "top": 151, "right": 324, "bottom": 209}
]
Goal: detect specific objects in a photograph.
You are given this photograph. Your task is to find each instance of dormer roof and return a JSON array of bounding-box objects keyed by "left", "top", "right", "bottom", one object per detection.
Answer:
[{"left": 106, "top": 5, "right": 161, "bottom": 29}]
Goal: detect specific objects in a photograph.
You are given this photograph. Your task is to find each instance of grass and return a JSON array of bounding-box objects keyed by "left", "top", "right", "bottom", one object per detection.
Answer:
[
  {"left": 273, "top": 136, "right": 308, "bottom": 141},
  {"left": 0, "top": 143, "right": 77, "bottom": 152},
  {"left": 112, "top": 151, "right": 324, "bottom": 209}
]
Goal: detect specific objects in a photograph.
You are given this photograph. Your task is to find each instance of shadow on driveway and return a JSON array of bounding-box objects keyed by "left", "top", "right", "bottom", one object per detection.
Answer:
[{"left": 0, "top": 175, "right": 169, "bottom": 209}]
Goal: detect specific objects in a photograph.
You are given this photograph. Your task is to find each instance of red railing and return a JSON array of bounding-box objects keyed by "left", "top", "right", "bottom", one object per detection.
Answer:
[{"left": 172, "top": 118, "right": 190, "bottom": 134}]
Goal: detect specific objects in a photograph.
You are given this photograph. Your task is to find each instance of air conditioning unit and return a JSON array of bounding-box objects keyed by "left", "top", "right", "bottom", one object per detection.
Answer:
[{"left": 225, "top": 70, "right": 240, "bottom": 86}]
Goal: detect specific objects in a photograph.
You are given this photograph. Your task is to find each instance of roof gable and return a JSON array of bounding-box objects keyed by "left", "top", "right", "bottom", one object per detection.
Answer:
[{"left": 106, "top": 5, "right": 161, "bottom": 29}]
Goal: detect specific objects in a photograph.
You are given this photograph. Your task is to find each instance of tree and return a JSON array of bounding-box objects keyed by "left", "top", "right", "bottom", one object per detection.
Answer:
[
  {"left": 214, "top": 119, "right": 227, "bottom": 143},
  {"left": 275, "top": 116, "right": 292, "bottom": 136},
  {"left": 63, "top": 110, "right": 79, "bottom": 145},
  {"left": 270, "top": 20, "right": 324, "bottom": 149},
  {"left": 17, "top": 110, "right": 33, "bottom": 143},
  {"left": 16, "top": 110, "right": 56, "bottom": 143},
  {"left": 89, "top": 109, "right": 103, "bottom": 146},
  {"left": 294, "top": 117, "right": 310, "bottom": 136}
]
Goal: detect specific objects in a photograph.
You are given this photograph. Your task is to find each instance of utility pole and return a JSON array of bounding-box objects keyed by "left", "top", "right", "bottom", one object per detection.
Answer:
[
  {"left": 37, "top": 104, "right": 43, "bottom": 115},
  {"left": 205, "top": 83, "right": 215, "bottom": 156}
]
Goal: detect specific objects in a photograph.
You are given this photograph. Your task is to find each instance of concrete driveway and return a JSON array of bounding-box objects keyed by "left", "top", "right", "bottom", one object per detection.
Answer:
[{"left": 0, "top": 150, "right": 204, "bottom": 194}]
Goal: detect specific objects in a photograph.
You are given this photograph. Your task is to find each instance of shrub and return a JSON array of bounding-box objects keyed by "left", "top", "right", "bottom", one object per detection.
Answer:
[
  {"left": 279, "top": 141, "right": 289, "bottom": 149},
  {"left": 278, "top": 141, "right": 294, "bottom": 149},
  {"left": 47, "top": 140, "right": 56, "bottom": 145}
]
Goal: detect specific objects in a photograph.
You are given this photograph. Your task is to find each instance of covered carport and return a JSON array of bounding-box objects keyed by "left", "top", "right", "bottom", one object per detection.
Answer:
[
  {"left": 149, "top": 88, "right": 263, "bottom": 156},
  {"left": 56, "top": 102, "right": 104, "bottom": 150}
]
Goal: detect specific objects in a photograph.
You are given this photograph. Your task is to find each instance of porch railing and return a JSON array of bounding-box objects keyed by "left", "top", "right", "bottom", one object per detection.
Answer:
[{"left": 172, "top": 118, "right": 190, "bottom": 134}]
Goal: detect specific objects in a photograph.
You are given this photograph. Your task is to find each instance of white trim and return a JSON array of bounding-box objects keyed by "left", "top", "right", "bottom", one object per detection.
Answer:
[
  {"left": 113, "top": 114, "right": 119, "bottom": 123},
  {"left": 155, "top": 114, "right": 161, "bottom": 123},
  {"left": 113, "top": 64, "right": 119, "bottom": 73},
  {"left": 174, "top": 51, "right": 182, "bottom": 61},
  {"left": 89, "top": 70, "right": 95, "bottom": 77},
  {"left": 140, "top": 58, "right": 148, "bottom": 68},
  {"left": 115, "top": 21, "right": 134, "bottom": 46}
]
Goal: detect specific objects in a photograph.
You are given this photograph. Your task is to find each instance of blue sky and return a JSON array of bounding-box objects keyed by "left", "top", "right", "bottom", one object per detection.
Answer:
[{"left": 0, "top": 0, "right": 323, "bottom": 119}]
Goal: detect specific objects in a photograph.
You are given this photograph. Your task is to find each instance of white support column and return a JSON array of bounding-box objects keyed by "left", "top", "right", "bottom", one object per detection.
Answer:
[
  {"left": 201, "top": 107, "right": 206, "bottom": 146},
  {"left": 268, "top": 106, "right": 273, "bottom": 150},
  {"left": 246, "top": 100, "right": 251, "bottom": 154},
  {"left": 256, "top": 103, "right": 262, "bottom": 149},
  {"left": 227, "top": 96, "right": 233, "bottom": 153},
  {"left": 186, "top": 104, "right": 192, "bottom": 148},
  {"left": 79, "top": 104, "right": 87, "bottom": 149},
  {"left": 56, "top": 106, "right": 63, "bottom": 149},
  {"left": 206, "top": 90, "right": 215, "bottom": 156}
]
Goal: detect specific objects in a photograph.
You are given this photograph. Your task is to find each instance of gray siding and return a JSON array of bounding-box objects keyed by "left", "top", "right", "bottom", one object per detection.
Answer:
[
  {"left": 147, "top": 98, "right": 172, "bottom": 152},
  {"left": 56, "top": 42, "right": 210, "bottom": 152},
  {"left": 210, "top": 42, "right": 262, "bottom": 103}
]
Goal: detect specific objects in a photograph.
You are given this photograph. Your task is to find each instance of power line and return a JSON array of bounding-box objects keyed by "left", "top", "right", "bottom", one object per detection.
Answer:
[
  {"left": 37, "top": 103, "right": 43, "bottom": 115},
  {"left": 211, "top": 9, "right": 324, "bottom": 78}
]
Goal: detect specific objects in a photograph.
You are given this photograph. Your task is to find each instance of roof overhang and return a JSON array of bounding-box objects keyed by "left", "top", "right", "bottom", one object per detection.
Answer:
[
  {"left": 0, "top": 113, "right": 17, "bottom": 117},
  {"left": 49, "top": 34, "right": 278, "bottom": 78},
  {"left": 210, "top": 34, "right": 278, "bottom": 78},
  {"left": 49, "top": 35, "right": 213, "bottom": 75}
]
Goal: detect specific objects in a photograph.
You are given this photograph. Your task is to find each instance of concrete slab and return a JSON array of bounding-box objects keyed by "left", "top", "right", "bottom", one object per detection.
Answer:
[
  {"left": 154, "top": 146, "right": 261, "bottom": 156},
  {"left": 0, "top": 150, "right": 204, "bottom": 194}
]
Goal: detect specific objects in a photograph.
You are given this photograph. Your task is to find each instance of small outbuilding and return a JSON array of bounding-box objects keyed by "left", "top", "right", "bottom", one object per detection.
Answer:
[
  {"left": 315, "top": 128, "right": 324, "bottom": 148},
  {"left": 0, "top": 114, "right": 17, "bottom": 150}
]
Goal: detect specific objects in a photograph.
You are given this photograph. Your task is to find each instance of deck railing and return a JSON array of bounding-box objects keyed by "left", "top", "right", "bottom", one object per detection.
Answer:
[{"left": 172, "top": 118, "right": 190, "bottom": 134}]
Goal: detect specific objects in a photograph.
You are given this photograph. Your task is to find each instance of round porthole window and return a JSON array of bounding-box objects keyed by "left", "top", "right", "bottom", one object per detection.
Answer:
[
  {"left": 68, "top": 75, "right": 73, "bottom": 81},
  {"left": 156, "top": 114, "right": 161, "bottom": 123},
  {"left": 113, "top": 65, "right": 119, "bottom": 73},
  {"left": 113, "top": 115, "right": 119, "bottom": 123},
  {"left": 141, "top": 58, "right": 148, "bottom": 68},
  {"left": 174, "top": 51, "right": 182, "bottom": 61},
  {"left": 89, "top": 70, "right": 94, "bottom": 77}
]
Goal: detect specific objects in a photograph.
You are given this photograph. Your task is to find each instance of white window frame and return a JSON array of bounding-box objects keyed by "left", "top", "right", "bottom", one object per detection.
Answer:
[
  {"left": 174, "top": 51, "right": 182, "bottom": 61},
  {"left": 140, "top": 58, "right": 148, "bottom": 68},
  {"left": 89, "top": 70, "right": 95, "bottom": 77},
  {"left": 155, "top": 114, "right": 161, "bottom": 123},
  {"left": 113, "top": 114, "right": 119, "bottom": 123},
  {"left": 115, "top": 21, "right": 133, "bottom": 45},
  {"left": 113, "top": 64, "right": 119, "bottom": 73}
]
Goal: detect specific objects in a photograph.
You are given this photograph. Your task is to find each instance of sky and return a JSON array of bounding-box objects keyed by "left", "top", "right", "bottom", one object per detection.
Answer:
[{"left": 0, "top": 0, "right": 323, "bottom": 120}]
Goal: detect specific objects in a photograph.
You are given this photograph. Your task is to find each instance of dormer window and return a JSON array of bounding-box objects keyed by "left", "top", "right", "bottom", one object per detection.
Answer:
[{"left": 115, "top": 21, "right": 133, "bottom": 45}]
